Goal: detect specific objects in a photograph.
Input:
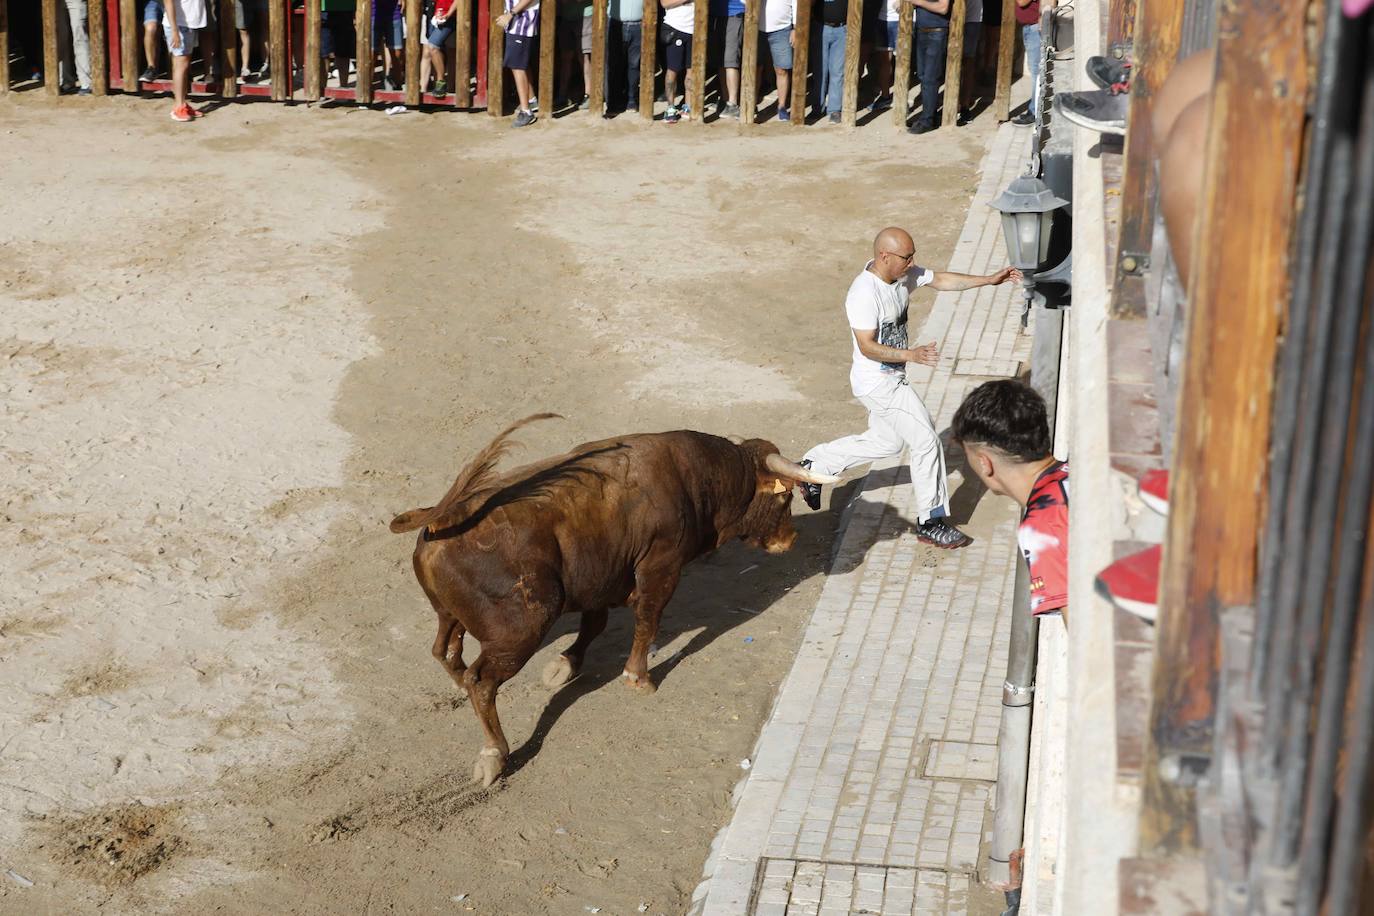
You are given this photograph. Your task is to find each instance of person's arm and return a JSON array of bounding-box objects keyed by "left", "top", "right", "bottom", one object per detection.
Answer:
[
  {"left": 906, "top": 0, "right": 949, "bottom": 14},
  {"left": 851, "top": 328, "right": 939, "bottom": 367},
  {"left": 167, "top": 0, "right": 182, "bottom": 49},
  {"left": 1016, "top": 0, "right": 1034, "bottom": 8},
  {"left": 496, "top": 0, "right": 538, "bottom": 26},
  {"left": 929, "top": 265, "right": 1023, "bottom": 290}
]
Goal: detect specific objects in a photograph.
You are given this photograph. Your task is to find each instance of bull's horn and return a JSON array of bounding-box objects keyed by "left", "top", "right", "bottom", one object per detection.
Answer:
[
  {"left": 727, "top": 434, "right": 745, "bottom": 445},
  {"left": 765, "top": 453, "right": 842, "bottom": 485}
]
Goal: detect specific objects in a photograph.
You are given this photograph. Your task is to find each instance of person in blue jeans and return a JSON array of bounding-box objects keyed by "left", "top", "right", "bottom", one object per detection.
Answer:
[
  {"left": 907, "top": 0, "right": 949, "bottom": 134},
  {"left": 608, "top": 0, "right": 643, "bottom": 112},
  {"left": 1012, "top": 0, "right": 1041, "bottom": 124},
  {"left": 817, "top": 0, "right": 847, "bottom": 122}
]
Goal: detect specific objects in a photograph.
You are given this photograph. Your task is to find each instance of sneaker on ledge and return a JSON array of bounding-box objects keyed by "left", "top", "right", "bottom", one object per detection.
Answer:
[
  {"left": 1086, "top": 54, "right": 1132, "bottom": 93},
  {"left": 1094, "top": 544, "right": 1161, "bottom": 622},
  {"left": 797, "top": 459, "right": 823, "bottom": 512},
  {"left": 1055, "top": 89, "right": 1127, "bottom": 135},
  {"left": 916, "top": 518, "right": 972, "bottom": 550},
  {"left": 1138, "top": 469, "right": 1168, "bottom": 516},
  {"left": 1011, "top": 109, "right": 1036, "bottom": 126}
]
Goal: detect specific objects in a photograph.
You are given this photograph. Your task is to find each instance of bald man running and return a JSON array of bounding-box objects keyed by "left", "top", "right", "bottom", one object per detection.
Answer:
[{"left": 798, "top": 227, "right": 1022, "bottom": 548}]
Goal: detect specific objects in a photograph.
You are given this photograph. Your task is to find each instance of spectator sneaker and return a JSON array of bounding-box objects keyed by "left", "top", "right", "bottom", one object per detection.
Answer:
[
  {"left": 256, "top": 63, "right": 271, "bottom": 82},
  {"left": 78, "top": 87, "right": 92, "bottom": 95},
  {"left": 512, "top": 109, "right": 537, "bottom": 128},
  {"left": 170, "top": 104, "right": 194, "bottom": 122},
  {"left": 385, "top": 76, "right": 400, "bottom": 91},
  {"left": 828, "top": 111, "right": 842, "bottom": 124},
  {"left": 915, "top": 518, "right": 972, "bottom": 549},
  {"left": 529, "top": 95, "right": 539, "bottom": 111},
  {"left": 778, "top": 107, "right": 790, "bottom": 122},
  {"left": 722, "top": 102, "right": 740, "bottom": 119},
  {"left": 139, "top": 67, "right": 157, "bottom": 83},
  {"left": 664, "top": 104, "right": 681, "bottom": 124},
  {"left": 1094, "top": 544, "right": 1161, "bottom": 622},
  {"left": 1138, "top": 469, "right": 1168, "bottom": 516},
  {"left": 433, "top": 79, "right": 448, "bottom": 99},
  {"left": 908, "top": 120, "right": 936, "bottom": 134},
  {"left": 188, "top": 105, "right": 204, "bottom": 118},
  {"left": 869, "top": 94, "right": 892, "bottom": 112},
  {"left": 1012, "top": 109, "right": 1035, "bottom": 126},
  {"left": 797, "top": 460, "right": 823, "bottom": 512},
  {"left": 1086, "top": 55, "right": 1131, "bottom": 92},
  {"left": 1055, "top": 89, "right": 1127, "bottom": 135},
  {"left": 578, "top": 96, "right": 591, "bottom": 110}
]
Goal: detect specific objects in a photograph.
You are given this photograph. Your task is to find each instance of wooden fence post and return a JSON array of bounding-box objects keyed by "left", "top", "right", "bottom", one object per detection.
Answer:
[
  {"left": 217, "top": 0, "right": 237, "bottom": 96},
  {"left": 356, "top": 0, "right": 374, "bottom": 102},
  {"left": 120, "top": 0, "right": 138, "bottom": 92},
  {"left": 538, "top": 0, "right": 555, "bottom": 113},
  {"left": 892, "top": 5, "right": 911, "bottom": 126},
  {"left": 739, "top": 0, "right": 759, "bottom": 124},
  {"left": 304, "top": 0, "right": 321, "bottom": 97},
  {"left": 941, "top": 0, "right": 963, "bottom": 127},
  {"left": 639, "top": 0, "right": 658, "bottom": 117},
  {"left": 789, "top": 0, "right": 810, "bottom": 123},
  {"left": 269, "top": 0, "right": 288, "bottom": 99},
  {"left": 1109, "top": 0, "right": 1184, "bottom": 317},
  {"left": 42, "top": 0, "right": 60, "bottom": 96},
  {"left": 991, "top": 0, "right": 1013, "bottom": 119},
  {"left": 689, "top": 0, "right": 706, "bottom": 120},
  {"left": 839, "top": 0, "right": 861, "bottom": 124},
  {"left": 488, "top": 0, "right": 505, "bottom": 115},
  {"left": 90, "top": 0, "right": 109, "bottom": 93},
  {"left": 0, "top": 0, "right": 8, "bottom": 96},
  {"left": 589, "top": 0, "right": 608, "bottom": 113},
  {"left": 455, "top": 0, "right": 473, "bottom": 104},
  {"left": 1138, "top": 0, "right": 1309, "bottom": 855},
  {"left": 404, "top": 0, "right": 421, "bottom": 103}
]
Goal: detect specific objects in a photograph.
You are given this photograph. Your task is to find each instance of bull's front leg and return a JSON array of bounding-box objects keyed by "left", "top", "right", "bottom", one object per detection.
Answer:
[{"left": 622, "top": 566, "right": 681, "bottom": 694}]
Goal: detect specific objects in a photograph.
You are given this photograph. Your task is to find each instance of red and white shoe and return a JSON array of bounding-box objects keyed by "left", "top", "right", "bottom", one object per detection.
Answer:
[
  {"left": 1094, "top": 544, "right": 1161, "bottom": 622},
  {"left": 1139, "top": 469, "right": 1168, "bottom": 516},
  {"left": 187, "top": 105, "right": 204, "bottom": 118},
  {"left": 170, "top": 104, "right": 194, "bottom": 122}
]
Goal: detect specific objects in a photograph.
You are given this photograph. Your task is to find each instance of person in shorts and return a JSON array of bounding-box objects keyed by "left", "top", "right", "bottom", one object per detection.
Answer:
[
  {"left": 557, "top": 0, "right": 593, "bottom": 108},
  {"left": 162, "top": 0, "right": 205, "bottom": 120},
  {"left": 951, "top": 379, "right": 1070, "bottom": 625},
  {"left": 708, "top": 0, "right": 744, "bottom": 118},
  {"left": 422, "top": 0, "right": 459, "bottom": 97},
  {"left": 373, "top": 0, "right": 406, "bottom": 91},
  {"left": 141, "top": 0, "right": 164, "bottom": 82},
  {"left": 661, "top": 0, "right": 695, "bottom": 123},
  {"left": 318, "top": 0, "right": 356, "bottom": 89},
  {"left": 761, "top": 0, "right": 795, "bottom": 120},
  {"left": 498, "top": 0, "right": 541, "bottom": 126}
]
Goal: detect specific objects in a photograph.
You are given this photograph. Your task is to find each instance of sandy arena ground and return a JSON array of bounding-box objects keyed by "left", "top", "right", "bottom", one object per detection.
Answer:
[{"left": 0, "top": 91, "right": 994, "bottom": 915}]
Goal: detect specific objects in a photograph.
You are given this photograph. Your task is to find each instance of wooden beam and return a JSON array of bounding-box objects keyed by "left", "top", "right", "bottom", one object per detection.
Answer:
[
  {"left": 689, "top": 0, "right": 706, "bottom": 121},
  {"left": 1138, "top": 0, "right": 1309, "bottom": 855},
  {"left": 42, "top": 0, "right": 60, "bottom": 96},
  {"left": 589, "top": 0, "right": 608, "bottom": 113},
  {"left": 304, "top": 0, "right": 321, "bottom": 99},
  {"left": 639, "top": 0, "right": 658, "bottom": 117},
  {"left": 941, "top": 0, "right": 964, "bottom": 128},
  {"left": 405, "top": 0, "right": 421, "bottom": 104},
  {"left": 892, "top": 8, "right": 912, "bottom": 127},
  {"left": 991, "top": 0, "right": 1013, "bottom": 119},
  {"left": 1109, "top": 0, "right": 1185, "bottom": 317},
  {"left": 90, "top": 0, "right": 109, "bottom": 93},
  {"left": 1106, "top": 0, "right": 1137, "bottom": 58},
  {"left": 217, "top": 0, "right": 237, "bottom": 97},
  {"left": 356, "top": 0, "right": 374, "bottom": 102},
  {"left": 269, "top": 0, "right": 287, "bottom": 99},
  {"left": 739, "top": 0, "right": 759, "bottom": 124},
  {"left": 789, "top": 0, "right": 810, "bottom": 124},
  {"left": 455, "top": 0, "right": 474, "bottom": 105},
  {"left": 839, "top": 0, "right": 861, "bottom": 125},
  {"left": 0, "top": 0, "right": 7, "bottom": 97},
  {"left": 538, "top": 0, "right": 555, "bottom": 114},
  {"left": 488, "top": 0, "right": 505, "bottom": 115},
  {"left": 120, "top": 0, "right": 138, "bottom": 93}
]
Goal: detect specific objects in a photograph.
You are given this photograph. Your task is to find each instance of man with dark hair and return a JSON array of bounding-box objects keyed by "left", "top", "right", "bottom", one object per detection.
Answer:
[
  {"left": 798, "top": 227, "right": 1021, "bottom": 549},
  {"left": 952, "top": 379, "right": 1069, "bottom": 622}
]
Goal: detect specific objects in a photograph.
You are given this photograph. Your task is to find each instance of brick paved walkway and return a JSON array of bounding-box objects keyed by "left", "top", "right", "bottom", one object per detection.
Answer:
[{"left": 692, "top": 122, "right": 1032, "bottom": 916}]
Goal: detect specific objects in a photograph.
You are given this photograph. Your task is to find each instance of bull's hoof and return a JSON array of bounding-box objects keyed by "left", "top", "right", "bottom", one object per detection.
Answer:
[
  {"left": 542, "top": 654, "right": 579, "bottom": 689},
  {"left": 622, "top": 669, "right": 657, "bottom": 694},
  {"left": 472, "top": 748, "right": 505, "bottom": 787}
]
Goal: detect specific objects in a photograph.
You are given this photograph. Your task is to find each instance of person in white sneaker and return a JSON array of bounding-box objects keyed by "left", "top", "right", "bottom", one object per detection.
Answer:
[{"left": 798, "top": 226, "right": 1021, "bottom": 549}]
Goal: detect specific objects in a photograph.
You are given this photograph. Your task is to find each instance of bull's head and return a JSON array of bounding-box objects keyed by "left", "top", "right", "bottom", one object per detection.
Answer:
[{"left": 734, "top": 440, "right": 841, "bottom": 554}]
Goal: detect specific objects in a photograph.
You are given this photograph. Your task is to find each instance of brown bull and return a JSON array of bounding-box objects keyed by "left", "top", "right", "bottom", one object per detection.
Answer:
[{"left": 390, "top": 415, "right": 838, "bottom": 786}]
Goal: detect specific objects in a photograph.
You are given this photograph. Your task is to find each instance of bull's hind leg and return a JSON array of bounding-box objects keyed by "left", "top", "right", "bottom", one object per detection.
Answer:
[
  {"left": 623, "top": 564, "right": 682, "bottom": 694},
  {"left": 431, "top": 616, "right": 468, "bottom": 689},
  {"left": 542, "top": 606, "right": 609, "bottom": 688},
  {"left": 462, "top": 648, "right": 532, "bottom": 787}
]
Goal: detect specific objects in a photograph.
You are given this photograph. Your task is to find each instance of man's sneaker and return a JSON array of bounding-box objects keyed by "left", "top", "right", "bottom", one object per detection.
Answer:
[
  {"left": 869, "top": 94, "right": 892, "bottom": 112},
  {"left": 529, "top": 95, "right": 539, "bottom": 111},
  {"left": 1086, "top": 55, "right": 1131, "bottom": 93},
  {"left": 1011, "top": 109, "right": 1035, "bottom": 125},
  {"left": 433, "top": 79, "right": 448, "bottom": 99},
  {"left": 828, "top": 111, "right": 842, "bottom": 123},
  {"left": 512, "top": 108, "right": 536, "bottom": 127},
  {"left": 1094, "top": 544, "right": 1160, "bottom": 622},
  {"left": 722, "top": 102, "right": 740, "bottom": 119},
  {"left": 664, "top": 104, "right": 681, "bottom": 124},
  {"left": 1055, "top": 89, "right": 1127, "bottom": 135},
  {"left": 797, "top": 460, "right": 823, "bottom": 511},
  {"left": 778, "top": 107, "right": 790, "bottom": 122},
  {"left": 916, "top": 518, "right": 972, "bottom": 549},
  {"left": 1138, "top": 469, "right": 1168, "bottom": 516},
  {"left": 188, "top": 105, "right": 204, "bottom": 118},
  {"left": 170, "top": 104, "right": 194, "bottom": 122},
  {"left": 578, "top": 95, "right": 590, "bottom": 110},
  {"left": 256, "top": 63, "right": 271, "bottom": 82},
  {"left": 384, "top": 76, "right": 400, "bottom": 91},
  {"left": 908, "top": 120, "right": 936, "bottom": 134},
  {"left": 139, "top": 67, "right": 157, "bottom": 83},
  {"left": 78, "top": 87, "right": 92, "bottom": 95}
]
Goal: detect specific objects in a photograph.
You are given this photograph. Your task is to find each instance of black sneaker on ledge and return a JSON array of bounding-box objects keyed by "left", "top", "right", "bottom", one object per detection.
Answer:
[
  {"left": 916, "top": 518, "right": 972, "bottom": 549},
  {"left": 798, "top": 460, "right": 823, "bottom": 511}
]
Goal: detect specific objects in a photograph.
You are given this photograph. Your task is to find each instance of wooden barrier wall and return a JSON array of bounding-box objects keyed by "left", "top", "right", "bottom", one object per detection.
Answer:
[{"left": 14, "top": 0, "right": 1015, "bottom": 129}]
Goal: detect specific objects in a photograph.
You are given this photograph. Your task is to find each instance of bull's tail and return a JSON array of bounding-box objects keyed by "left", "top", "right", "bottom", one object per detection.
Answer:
[{"left": 389, "top": 413, "right": 562, "bottom": 534}]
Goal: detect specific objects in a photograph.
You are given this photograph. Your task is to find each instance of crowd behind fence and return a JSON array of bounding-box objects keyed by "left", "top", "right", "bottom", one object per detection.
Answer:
[{"left": 6, "top": 0, "right": 1033, "bottom": 128}]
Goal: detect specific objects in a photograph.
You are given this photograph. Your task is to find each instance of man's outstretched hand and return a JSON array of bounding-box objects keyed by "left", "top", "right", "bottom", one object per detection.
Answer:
[
  {"left": 988, "top": 266, "right": 1025, "bottom": 285},
  {"left": 909, "top": 342, "right": 940, "bottom": 368}
]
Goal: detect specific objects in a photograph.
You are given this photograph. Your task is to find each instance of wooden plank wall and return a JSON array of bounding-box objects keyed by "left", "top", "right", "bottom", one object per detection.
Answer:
[{"left": 1138, "top": 0, "right": 1310, "bottom": 854}]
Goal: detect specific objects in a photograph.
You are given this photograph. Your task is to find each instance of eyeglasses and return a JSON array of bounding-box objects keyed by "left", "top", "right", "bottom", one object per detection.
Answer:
[{"left": 884, "top": 249, "right": 916, "bottom": 264}]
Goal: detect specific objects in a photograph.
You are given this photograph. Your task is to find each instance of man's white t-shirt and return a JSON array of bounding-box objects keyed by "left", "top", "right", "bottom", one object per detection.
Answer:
[
  {"left": 845, "top": 260, "right": 935, "bottom": 397},
  {"left": 664, "top": 1, "right": 695, "bottom": 33},
  {"left": 763, "top": 0, "right": 798, "bottom": 31},
  {"left": 163, "top": 0, "right": 208, "bottom": 29}
]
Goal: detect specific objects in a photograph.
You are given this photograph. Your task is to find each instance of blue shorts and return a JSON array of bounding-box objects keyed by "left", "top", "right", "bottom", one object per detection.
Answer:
[
  {"left": 375, "top": 18, "right": 405, "bottom": 49},
  {"left": 143, "top": 0, "right": 163, "bottom": 24},
  {"left": 765, "top": 26, "right": 792, "bottom": 69},
  {"left": 426, "top": 20, "right": 457, "bottom": 48},
  {"left": 162, "top": 22, "right": 197, "bottom": 57},
  {"left": 883, "top": 19, "right": 897, "bottom": 51}
]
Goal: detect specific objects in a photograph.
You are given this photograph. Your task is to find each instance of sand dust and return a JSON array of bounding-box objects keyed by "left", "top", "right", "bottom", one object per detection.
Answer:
[{"left": 1, "top": 91, "right": 993, "bottom": 914}]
